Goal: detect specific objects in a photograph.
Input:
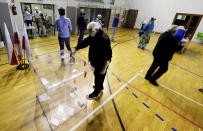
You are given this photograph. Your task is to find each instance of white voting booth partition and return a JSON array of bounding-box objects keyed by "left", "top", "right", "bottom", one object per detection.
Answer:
[{"left": 30, "top": 51, "right": 94, "bottom": 130}]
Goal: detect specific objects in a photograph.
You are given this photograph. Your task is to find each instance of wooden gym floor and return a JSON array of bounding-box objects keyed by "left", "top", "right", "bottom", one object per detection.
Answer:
[{"left": 0, "top": 28, "right": 202, "bottom": 131}]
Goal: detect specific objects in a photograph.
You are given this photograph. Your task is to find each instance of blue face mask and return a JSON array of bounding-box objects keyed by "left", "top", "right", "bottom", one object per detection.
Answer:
[{"left": 89, "top": 32, "right": 95, "bottom": 37}]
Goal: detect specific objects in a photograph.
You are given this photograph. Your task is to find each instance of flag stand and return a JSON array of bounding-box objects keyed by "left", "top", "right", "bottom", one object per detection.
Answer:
[
  {"left": 16, "top": 49, "right": 29, "bottom": 70},
  {"left": 16, "top": 63, "right": 29, "bottom": 70}
]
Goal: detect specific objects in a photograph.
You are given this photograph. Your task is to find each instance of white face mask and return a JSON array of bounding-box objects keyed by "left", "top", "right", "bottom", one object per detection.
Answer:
[{"left": 89, "top": 32, "right": 95, "bottom": 37}]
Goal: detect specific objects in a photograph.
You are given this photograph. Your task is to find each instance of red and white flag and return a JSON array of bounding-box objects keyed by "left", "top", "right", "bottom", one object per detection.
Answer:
[
  {"left": 14, "top": 21, "right": 23, "bottom": 61},
  {"left": 4, "top": 22, "right": 18, "bottom": 65},
  {"left": 22, "top": 23, "right": 32, "bottom": 61}
]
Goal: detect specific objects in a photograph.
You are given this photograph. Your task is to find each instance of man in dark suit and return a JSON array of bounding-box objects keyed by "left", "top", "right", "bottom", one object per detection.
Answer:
[
  {"left": 77, "top": 9, "right": 86, "bottom": 46},
  {"left": 145, "top": 25, "right": 182, "bottom": 86},
  {"left": 74, "top": 21, "right": 112, "bottom": 99}
]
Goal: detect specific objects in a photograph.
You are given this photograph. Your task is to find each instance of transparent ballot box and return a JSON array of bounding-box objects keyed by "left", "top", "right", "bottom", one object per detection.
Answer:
[{"left": 30, "top": 51, "right": 93, "bottom": 130}]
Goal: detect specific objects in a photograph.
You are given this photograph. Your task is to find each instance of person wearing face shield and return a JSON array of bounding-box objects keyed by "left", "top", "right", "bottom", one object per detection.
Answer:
[
  {"left": 74, "top": 21, "right": 112, "bottom": 99},
  {"left": 95, "top": 14, "right": 104, "bottom": 29},
  {"left": 77, "top": 9, "right": 87, "bottom": 46},
  {"left": 24, "top": 8, "right": 33, "bottom": 35},
  {"left": 145, "top": 25, "right": 183, "bottom": 86}
]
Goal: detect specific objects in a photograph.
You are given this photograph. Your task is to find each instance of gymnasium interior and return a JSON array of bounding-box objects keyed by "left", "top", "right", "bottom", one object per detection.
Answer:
[{"left": 0, "top": 0, "right": 202, "bottom": 131}]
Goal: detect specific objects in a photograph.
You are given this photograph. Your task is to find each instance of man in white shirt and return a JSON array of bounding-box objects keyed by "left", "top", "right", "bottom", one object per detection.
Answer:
[
  {"left": 24, "top": 8, "right": 33, "bottom": 34},
  {"left": 95, "top": 14, "right": 104, "bottom": 29},
  {"left": 34, "top": 7, "right": 41, "bottom": 33}
]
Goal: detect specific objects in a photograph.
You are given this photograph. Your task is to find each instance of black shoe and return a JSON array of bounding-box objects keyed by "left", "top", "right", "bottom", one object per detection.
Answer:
[
  {"left": 137, "top": 46, "right": 141, "bottom": 48},
  {"left": 141, "top": 47, "right": 145, "bottom": 50},
  {"left": 87, "top": 90, "right": 101, "bottom": 100},
  {"left": 199, "top": 88, "right": 203, "bottom": 92},
  {"left": 145, "top": 76, "right": 151, "bottom": 80},
  {"left": 149, "top": 80, "right": 159, "bottom": 86}
]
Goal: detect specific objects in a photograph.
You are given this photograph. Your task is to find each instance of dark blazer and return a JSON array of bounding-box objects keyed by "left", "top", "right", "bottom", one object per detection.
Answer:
[
  {"left": 77, "top": 14, "right": 86, "bottom": 29},
  {"left": 75, "top": 29, "right": 112, "bottom": 67},
  {"left": 153, "top": 31, "right": 182, "bottom": 62}
]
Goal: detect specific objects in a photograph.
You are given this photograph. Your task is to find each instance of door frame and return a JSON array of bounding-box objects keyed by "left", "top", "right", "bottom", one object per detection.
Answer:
[
  {"left": 172, "top": 13, "right": 203, "bottom": 40},
  {"left": 20, "top": 2, "right": 56, "bottom": 35},
  {"left": 126, "top": 9, "right": 138, "bottom": 29}
]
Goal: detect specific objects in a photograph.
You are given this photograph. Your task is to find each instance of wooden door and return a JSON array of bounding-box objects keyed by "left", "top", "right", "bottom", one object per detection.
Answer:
[{"left": 126, "top": 9, "right": 138, "bottom": 29}]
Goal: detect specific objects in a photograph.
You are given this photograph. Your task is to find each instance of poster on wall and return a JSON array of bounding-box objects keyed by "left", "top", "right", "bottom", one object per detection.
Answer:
[
  {"left": 177, "top": 15, "right": 186, "bottom": 20},
  {"left": 43, "top": 5, "right": 53, "bottom": 9}
]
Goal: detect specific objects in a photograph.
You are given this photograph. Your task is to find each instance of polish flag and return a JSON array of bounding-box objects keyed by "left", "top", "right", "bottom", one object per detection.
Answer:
[
  {"left": 22, "top": 23, "right": 32, "bottom": 61},
  {"left": 14, "top": 21, "right": 23, "bottom": 61},
  {"left": 4, "top": 22, "right": 18, "bottom": 65}
]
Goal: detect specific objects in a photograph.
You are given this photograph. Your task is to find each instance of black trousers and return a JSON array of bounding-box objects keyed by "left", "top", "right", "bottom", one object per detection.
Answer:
[
  {"left": 93, "top": 65, "right": 107, "bottom": 93},
  {"left": 145, "top": 58, "right": 169, "bottom": 81},
  {"left": 36, "top": 19, "right": 39, "bottom": 33},
  {"left": 26, "top": 20, "right": 32, "bottom": 34}
]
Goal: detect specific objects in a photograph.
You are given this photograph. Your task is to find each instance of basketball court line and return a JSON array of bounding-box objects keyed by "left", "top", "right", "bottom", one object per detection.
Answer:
[
  {"left": 76, "top": 52, "right": 203, "bottom": 107},
  {"left": 69, "top": 74, "right": 140, "bottom": 131},
  {"left": 106, "top": 73, "right": 126, "bottom": 131},
  {"left": 108, "top": 70, "right": 203, "bottom": 129},
  {"left": 138, "top": 73, "right": 203, "bottom": 107}
]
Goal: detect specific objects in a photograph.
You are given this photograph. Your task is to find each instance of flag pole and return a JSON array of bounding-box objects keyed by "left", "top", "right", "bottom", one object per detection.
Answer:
[
  {"left": 16, "top": 43, "right": 29, "bottom": 70},
  {"left": 23, "top": 48, "right": 26, "bottom": 68},
  {"left": 16, "top": 23, "right": 29, "bottom": 70}
]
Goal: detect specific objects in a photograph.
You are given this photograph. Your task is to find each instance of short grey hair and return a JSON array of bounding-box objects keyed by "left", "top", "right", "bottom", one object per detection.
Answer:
[
  {"left": 97, "top": 14, "right": 102, "bottom": 18},
  {"left": 167, "top": 25, "right": 178, "bottom": 33},
  {"left": 87, "top": 21, "right": 100, "bottom": 31},
  {"left": 80, "top": 9, "right": 85, "bottom": 13}
]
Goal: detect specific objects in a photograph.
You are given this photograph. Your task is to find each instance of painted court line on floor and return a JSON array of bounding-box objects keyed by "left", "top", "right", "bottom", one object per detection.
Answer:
[
  {"left": 76, "top": 54, "right": 203, "bottom": 130},
  {"left": 106, "top": 74, "right": 126, "bottom": 131},
  {"left": 77, "top": 53, "right": 203, "bottom": 107},
  {"left": 70, "top": 74, "right": 140, "bottom": 131},
  {"left": 138, "top": 73, "right": 203, "bottom": 107},
  {"left": 108, "top": 70, "right": 203, "bottom": 129}
]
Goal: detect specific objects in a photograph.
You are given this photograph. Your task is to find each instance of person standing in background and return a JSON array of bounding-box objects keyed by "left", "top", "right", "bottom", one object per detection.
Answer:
[
  {"left": 174, "top": 26, "right": 186, "bottom": 44},
  {"left": 138, "top": 18, "right": 148, "bottom": 37},
  {"left": 55, "top": 7, "right": 73, "bottom": 64},
  {"left": 138, "top": 17, "right": 156, "bottom": 50},
  {"left": 34, "top": 7, "right": 41, "bottom": 33},
  {"left": 95, "top": 14, "right": 104, "bottom": 29},
  {"left": 38, "top": 13, "right": 47, "bottom": 37},
  {"left": 77, "top": 9, "right": 86, "bottom": 46},
  {"left": 145, "top": 25, "right": 182, "bottom": 86},
  {"left": 24, "top": 8, "right": 33, "bottom": 35},
  {"left": 111, "top": 13, "right": 119, "bottom": 42}
]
